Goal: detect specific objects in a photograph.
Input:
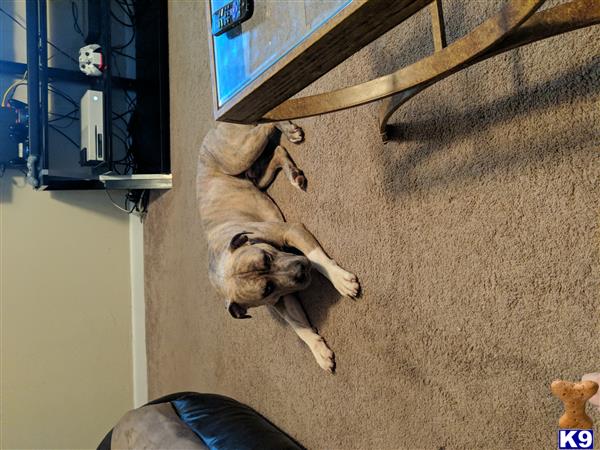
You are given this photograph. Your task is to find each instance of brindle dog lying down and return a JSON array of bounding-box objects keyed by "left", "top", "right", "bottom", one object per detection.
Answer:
[{"left": 197, "top": 122, "right": 360, "bottom": 372}]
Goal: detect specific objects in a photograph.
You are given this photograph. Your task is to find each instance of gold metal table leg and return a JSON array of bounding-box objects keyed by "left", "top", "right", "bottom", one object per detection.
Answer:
[
  {"left": 259, "top": 0, "right": 599, "bottom": 142},
  {"left": 262, "top": 0, "right": 544, "bottom": 122},
  {"left": 378, "top": 0, "right": 600, "bottom": 142}
]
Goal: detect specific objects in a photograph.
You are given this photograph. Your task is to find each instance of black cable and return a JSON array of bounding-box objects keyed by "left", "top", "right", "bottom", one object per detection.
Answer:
[
  {"left": 113, "top": 49, "right": 136, "bottom": 61},
  {"left": 111, "top": 132, "right": 129, "bottom": 148},
  {"left": 116, "top": 0, "right": 135, "bottom": 18},
  {"left": 49, "top": 120, "right": 76, "bottom": 129},
  {"left": 48, "top": 85, "right": 78, "bottom": 105},
  {"left": 112, "top": 29, "right": 135, "bottom": 50},
  {"left": 113, "top": 156, "right": 134, "bottom": 167},
  {"left": 112, "top": 109, "right": 134, "bottom": 120},
  {"left": 48, "top": 86, "right": 79, "bottom": 109},
  {"left": 113, "top": 141, "right": 135, "bottom": 163},
  {"left": 113, "top": 163, "right": 133, "bottom": 176},
  {"left": 111, "top": 55, "right": 138, "bottom": 145},
  {"left": 112, "top": 119, "right": 135, "bottom": 174},
  {"left": 0, "top": 7, "right": 79, "bottom": 65},
  {"left": 0, "top": 6, "right": 24, "bottom": 28},
  {"left": 111, "top": 10, "right": 134, "bottom": 27},
  {"left": 49, "top": 109, "right": 79, "bottom": 121},
  {"left": 48, "top": 109, "right": 79, "bottom": 128},
  {"left": 71, "top": 1, "right": 84, "bottom": 38},
  {"left": 46, "top": 87, "right": 79, "bottom": 128},
  {"left": 0, "top": 163, "right": 29, "bottom": 177},
  {"left": 49, "top": 118, "right": 77, "bottom": 128},
  {"left": 111, "top": 50, "right": 138, "bottom": 175},
  {"left": 106, "top": 189, "right": 135, "bottom": 213},
  {"left": 113, "top": 149, "right": 135, "bottom": 164},
  {"left": 125, "top": 91, "right": 136, "bottom": 110},
  {"left": 112, "top": 120, "right": 128, "bottom": 136},
  {"left": 112, "top": 109, "right": 134, "bottom": 128},
  {"left": 112, "top": 54, "right": 137, "bottom": 110},
  {"left": 49, "top": 41, "right": 79, "bottom": 65},
  {"left": 49, "top": 124, "right": 79, "bottom": 149},
  {"left": 126, "top": 189, "right": 148, "bottom": 216},
  {"left": 115, "top": 1, "right": 135, "bottom": 27},
  {"left": 113, "top": 127, "right": 131, "bottom": 146}
]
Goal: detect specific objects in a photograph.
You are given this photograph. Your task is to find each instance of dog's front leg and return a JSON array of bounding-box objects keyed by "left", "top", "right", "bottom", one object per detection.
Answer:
[
  {"left": 271, "top": 295, "right": 335, "bottom": 373},
  {"left": 283, "top": 223, "right": 360, "bottom": 299},
  {"left": 241, "top": 222, "right": 360, "bottom": 297}
]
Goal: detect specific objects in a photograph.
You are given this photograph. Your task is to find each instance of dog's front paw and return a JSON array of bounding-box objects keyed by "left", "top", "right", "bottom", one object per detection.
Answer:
[
  {"left": 310, "top": 337, "right": 335, "bottom": 373},
  {"left": 330, "top": 265, "right": 360, "bottom": 299},
  {"left": 281, "top": 122, "right": 304, "bottom": 144}
]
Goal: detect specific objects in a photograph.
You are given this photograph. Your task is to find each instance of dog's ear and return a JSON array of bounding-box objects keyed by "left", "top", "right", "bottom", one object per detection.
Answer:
[
  {"left": 226, "top": 301, "right": 252, "bottom": 319},
  {"left": 229, "top": 232, "right": 251, "bottom": 251}
]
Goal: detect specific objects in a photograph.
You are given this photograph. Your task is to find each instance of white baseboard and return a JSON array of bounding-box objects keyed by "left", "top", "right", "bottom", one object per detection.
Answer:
[{"left": 129, "top": 214, "right": 148, "bottom": 407}]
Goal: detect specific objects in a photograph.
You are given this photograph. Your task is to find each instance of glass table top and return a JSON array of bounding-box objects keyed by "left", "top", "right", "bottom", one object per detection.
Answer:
[{"left": 210, "top": 0, "right": 352, "bottom": 108}]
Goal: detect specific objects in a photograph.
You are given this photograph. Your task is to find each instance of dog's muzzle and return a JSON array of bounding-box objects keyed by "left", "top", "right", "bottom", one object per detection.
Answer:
[{"left": 295, "top": 261, "right": 311, "bottom": 285}]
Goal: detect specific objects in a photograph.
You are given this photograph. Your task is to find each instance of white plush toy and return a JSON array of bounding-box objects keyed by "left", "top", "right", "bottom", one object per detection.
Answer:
[{"left": 78, "top": 44, "right": 104, "bottom": 77}]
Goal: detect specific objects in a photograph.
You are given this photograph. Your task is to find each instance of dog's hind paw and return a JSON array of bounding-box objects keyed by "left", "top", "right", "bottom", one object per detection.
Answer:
[
  {"left": 291, "top": 169, "right": 307, "bottom": 191},
  {"left": 280, "top": 122, "right": 304, "bottom": 144},
  {"left": 311, "top": 337, "right": 335, "bottom": 373}
]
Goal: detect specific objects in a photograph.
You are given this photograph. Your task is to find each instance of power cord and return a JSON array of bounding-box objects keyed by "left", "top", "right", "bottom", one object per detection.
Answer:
[
  {"left": 71, "top": 1, "right": 84, "bottom": 38},
  {"left": 105, "top": 189, "right": 148, "bottom": 216},
  {"left": 49, "top": 124, "right": 79, "bottom": 149}
]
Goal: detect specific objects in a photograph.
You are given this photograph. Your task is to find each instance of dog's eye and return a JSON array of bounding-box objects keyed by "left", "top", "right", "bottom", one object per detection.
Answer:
[
  {"left": 263, "top": 252, "right": 272, "bottom": 269},
  {"left": 263, "top": 281, "right": 275, "bottom": 297}
]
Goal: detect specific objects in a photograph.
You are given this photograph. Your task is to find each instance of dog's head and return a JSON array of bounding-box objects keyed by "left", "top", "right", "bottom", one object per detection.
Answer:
[{"left": 222, "top": 232, "right": 311, "bottom": 319}]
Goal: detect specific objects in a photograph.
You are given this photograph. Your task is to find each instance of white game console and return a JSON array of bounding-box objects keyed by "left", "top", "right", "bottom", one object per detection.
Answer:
[{"left": 80, "top": 90, "right": 104, "bottom": 165}]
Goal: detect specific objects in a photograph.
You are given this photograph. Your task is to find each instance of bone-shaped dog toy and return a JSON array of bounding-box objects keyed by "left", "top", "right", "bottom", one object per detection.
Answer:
[{"left": 551, "top": 380, "right": 599, "bottom": 429}]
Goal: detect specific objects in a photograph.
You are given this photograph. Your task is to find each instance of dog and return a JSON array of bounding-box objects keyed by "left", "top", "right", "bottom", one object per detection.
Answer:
[{"left": 196, "top": 122, "right": 360, "bottom": 372}]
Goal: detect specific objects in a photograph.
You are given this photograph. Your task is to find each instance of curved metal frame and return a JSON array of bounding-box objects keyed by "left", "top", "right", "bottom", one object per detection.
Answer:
[
  {"left": 259, "top": 0, "right": 600, "bottom": 142},
  {"left": 378, "top": 0, "right": 600, "bottom": 141}
]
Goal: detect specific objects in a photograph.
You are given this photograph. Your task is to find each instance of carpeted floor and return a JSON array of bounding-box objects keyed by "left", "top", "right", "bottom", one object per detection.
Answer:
[{"left": 144, "top": 2, "right": 600, "bottom": 449}]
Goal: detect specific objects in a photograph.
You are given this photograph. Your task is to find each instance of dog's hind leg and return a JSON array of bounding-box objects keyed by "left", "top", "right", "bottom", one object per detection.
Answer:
[
  {"left": 209, "top": 124, "right": 277, "bottom": 175},
  {"left": 253, "top": 146, "right": 307, "bottom": 191},
  {"left": 271, "top": 294, "right": 334, "bottom": 373},
  {"left": 276, "top": 121, "right": 304, "bottom": 144}
]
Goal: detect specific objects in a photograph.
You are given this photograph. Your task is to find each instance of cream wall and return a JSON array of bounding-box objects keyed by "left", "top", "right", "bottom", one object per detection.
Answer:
[
  {"left": 0, "top": 181, "right": 133, "bottom": 449},
  {"left": 1, "top": 1, "right": 136, "bottom": 448}
]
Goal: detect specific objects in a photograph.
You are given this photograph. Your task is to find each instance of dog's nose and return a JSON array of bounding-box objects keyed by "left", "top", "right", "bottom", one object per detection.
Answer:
[
  {"left": 296, "top": 271, "right": 308, "bottom": 283},
  {"left": 295, "top": 263, "right": 311, "bottom": 284}
]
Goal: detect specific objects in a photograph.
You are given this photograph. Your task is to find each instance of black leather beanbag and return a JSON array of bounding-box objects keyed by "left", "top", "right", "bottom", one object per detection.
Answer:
[{"left": 98, "top": 392, "right": 304, "bottom": 450}]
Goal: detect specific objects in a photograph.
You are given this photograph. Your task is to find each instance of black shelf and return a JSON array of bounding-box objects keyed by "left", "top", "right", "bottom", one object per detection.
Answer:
[{"left": 19, "top": 0, "right": 170, "bottom": 191}]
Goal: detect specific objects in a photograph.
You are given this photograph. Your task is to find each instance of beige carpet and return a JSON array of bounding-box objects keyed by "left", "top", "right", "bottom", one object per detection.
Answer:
[{"left": 144, "top": 2, "right": 600, "bottom": 449}]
